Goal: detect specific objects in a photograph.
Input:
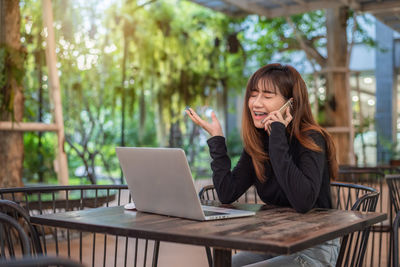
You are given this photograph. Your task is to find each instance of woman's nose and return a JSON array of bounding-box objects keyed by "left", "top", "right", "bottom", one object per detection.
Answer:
[{"left": 253, "top": 95, "right": 263, "bottom": 107}]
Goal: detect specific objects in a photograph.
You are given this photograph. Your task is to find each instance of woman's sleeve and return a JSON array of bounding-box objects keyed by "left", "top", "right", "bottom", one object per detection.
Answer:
[
  {"left": 268, "top": 122, "right": 326, "bottom": 213},
  {"left": 207, "top": 136, "right": 254, "bottom": 204}
]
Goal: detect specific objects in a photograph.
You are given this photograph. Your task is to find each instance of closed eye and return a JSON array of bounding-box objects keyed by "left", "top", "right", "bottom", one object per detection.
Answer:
[
  {"left": 262, "top": 91, "right": 275, "bottom": 99},
  {"left": 250, "top": 89, "right": 258, "bottom": 97},
  {"left": 262, "top": 90, "right": 275, "bottom": 94}
]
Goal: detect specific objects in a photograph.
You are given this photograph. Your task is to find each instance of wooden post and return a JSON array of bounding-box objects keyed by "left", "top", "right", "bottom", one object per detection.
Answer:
[
  {"left": 326, "top": 6, "right": 353, "bottom": 165},
  {"left": 42, "top": 0, "right": 69, "bottom": 185}
]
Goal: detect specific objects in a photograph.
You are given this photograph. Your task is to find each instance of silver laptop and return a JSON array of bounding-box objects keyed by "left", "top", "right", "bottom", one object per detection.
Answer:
[{"left": 115, "top": 147, "right": 256, "bottom": 221}]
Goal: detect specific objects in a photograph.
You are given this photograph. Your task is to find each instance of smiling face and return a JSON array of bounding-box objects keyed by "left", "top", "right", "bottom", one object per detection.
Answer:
[{"left": 248, "top": 79, "right": 286, "bottom": 128}]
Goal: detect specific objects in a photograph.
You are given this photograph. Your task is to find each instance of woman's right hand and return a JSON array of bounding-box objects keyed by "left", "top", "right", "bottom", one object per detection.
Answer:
[{"left": 185, "top": 108, "right": 224, "bottom": 137}]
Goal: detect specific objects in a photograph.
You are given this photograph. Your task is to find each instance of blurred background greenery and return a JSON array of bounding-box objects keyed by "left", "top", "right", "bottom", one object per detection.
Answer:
[{"left": 17, "top": 0, "right": 375, "bottom": 185}]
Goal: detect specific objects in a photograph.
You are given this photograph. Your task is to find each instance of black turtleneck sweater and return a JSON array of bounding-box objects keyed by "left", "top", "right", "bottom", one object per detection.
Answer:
[{"left": 207, "top": 122, "right": 332, "bottom": 213}]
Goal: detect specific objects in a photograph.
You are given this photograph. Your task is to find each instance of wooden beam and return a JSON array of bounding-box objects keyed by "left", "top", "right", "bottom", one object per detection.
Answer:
[
  {"left": 378, "top": 16, "right": 400, "bottom": 26},
  {"left": 349, "top": 88, "right": 375, "bottom": 97},
  {"left": 0, "top": 122, "right": 58, "bottom": 131},
  {"left": 267, "top": 1, "right": 344, "bottom": 18},
  {"left": 223, "top": 0, "right": 345, "bottom": 18},
  {"left": 317, "top": 67, "right": 349, "bottom": 73},
  {"left": 291, "top": 0, "right": 305, "bottom": 5},
  {"left": 325, "top": 126, "right": 351, "bottom": 133},
  {"left": 222, "top": 0, "right": 271, "bottom": 17},
  {"left": 360, "top": 1, "right": 400, "bottom": 13},
  {"left": 339, "top": 0, "right": 360, "bottom": 10}
]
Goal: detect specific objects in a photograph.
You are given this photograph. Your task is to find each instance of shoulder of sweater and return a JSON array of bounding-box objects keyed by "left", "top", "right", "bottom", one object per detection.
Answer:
[{"left": 297, "top": 130, "right": 326, "bottom": 151}]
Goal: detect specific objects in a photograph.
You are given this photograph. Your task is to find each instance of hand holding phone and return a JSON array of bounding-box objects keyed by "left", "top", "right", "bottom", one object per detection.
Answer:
[{"left": 278, "top": 99, "right": 293, "bottom": 119}]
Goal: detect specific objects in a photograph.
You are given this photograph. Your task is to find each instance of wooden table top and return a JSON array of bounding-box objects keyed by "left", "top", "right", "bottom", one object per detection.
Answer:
[{"left": 31, "top": 202, "right": 386, "bottom": 255}]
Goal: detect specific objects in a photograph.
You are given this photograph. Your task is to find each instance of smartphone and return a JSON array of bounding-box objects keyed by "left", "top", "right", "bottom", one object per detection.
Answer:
[
  {"left": 278, "top": 99, "right": 293, "bottom": 118},
  {"left": 185, "top": 106, "right": 193, "bottom": 115}
]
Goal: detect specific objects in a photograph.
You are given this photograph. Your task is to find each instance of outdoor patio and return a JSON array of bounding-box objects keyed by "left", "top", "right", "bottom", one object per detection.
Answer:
[{"left": 1, "top": 0, "right": 400, "bottom": 266}]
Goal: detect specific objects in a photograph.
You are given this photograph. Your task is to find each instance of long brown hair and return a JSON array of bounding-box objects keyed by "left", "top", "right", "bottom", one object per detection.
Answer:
[{"left": 241, "top": 63, "right": 338, "bottom": 182}]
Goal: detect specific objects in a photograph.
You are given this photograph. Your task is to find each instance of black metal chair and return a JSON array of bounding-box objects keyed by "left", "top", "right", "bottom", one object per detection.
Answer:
[
  {"left": 392, "top": 211, "right": 400, "bottom": 267},
  {"left": 386, "top": 174, "right": 400, "bottom": 267},
  {"left": 386, "top": 174, "right": 400, "bottom": 214},
  {"left": 331, "top": 182, "right": 379, "bottom": 267},
  {"left": 199, "top": 184, "right": 261, "bottom": 203},
  {"left": 0, "top": 212, "right": 32, "bottom": 259},
  {"left": 337, "top": 169, "right": 391, "bottom": 267},
  {"left": 0, "top": 201, "right": 85, "bottom": 266},
  {"left": 0, "top": 185, "right": 159, "bottom": 267},
  {"left": 199, "top": 182, "right": 379, "bottom": 267},
  {"left": 0, "top": 199, "right": 43, "bottom": 256},
  {"left": 0, "top": 255, "right": 85, "bottom": 267}
]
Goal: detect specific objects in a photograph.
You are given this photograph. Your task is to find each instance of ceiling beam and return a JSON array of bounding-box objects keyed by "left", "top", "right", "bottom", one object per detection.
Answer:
[
  {"left": 378, "top": 17, "right": 400, "bottom": 27},
  {"left": 359, "top": 1, "right": 400, "bottom": 13},
  {"left": 222, "top": 0, "right": 271, "bottom": 17},
  {"left": 292, "top": 0, "right": 305, "bottom": 4},
  {"left": 223, "top": 0, "right": 345, "bottom": 18},
  {"left": 339, "top": 0, "right": 361, "bottom": 10},
  {"left": 268, "top": 1, "right": 345, "bottom": 18}
]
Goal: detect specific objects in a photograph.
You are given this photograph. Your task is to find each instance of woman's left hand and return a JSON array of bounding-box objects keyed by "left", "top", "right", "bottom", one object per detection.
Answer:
[{"left": 262, "top": 108, "right": 293, "bottom": 135}]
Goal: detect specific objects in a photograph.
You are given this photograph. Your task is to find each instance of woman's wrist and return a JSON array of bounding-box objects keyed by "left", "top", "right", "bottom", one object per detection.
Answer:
[{"left": 269, "top": 122, "right": 286, "bottom": 136}]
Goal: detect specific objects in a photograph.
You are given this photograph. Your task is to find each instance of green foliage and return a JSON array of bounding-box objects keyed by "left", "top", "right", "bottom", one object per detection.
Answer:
[
  {"left": 23, "top": 132, "right": 57, "bottom": 183},
  {"left": 17, "top": 0, "right": 376, "bottom": 184},
  {"left": 18, "top": 0, "right": 248, "bottom": 183}
]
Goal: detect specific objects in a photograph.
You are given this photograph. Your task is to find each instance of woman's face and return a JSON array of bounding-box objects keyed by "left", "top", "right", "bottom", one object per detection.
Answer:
[{"left": 248, "top": 79, "right": 286, "bottom": 129}]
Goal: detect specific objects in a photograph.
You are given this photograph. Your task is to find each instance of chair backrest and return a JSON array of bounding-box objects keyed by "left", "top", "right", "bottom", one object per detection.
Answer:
[
  {"left": 198, "top": 185, "right": 217, "bottom": 201},
  {"left": 331, "top": 182, "right": 379, "bottom": 267},
  {"left": 0, "top": 185, "right": 158, "bottom": 267},
  {"left": 0, "top": 200, "right": 42, "bottom": 256},
  {"left": 337, "top": 170, "right": 386, "bottom": 212},
  {"left": 339, "top": 165, "right": 400, "bottom": 175},
  {"left": 338, "top": 168, "right": 394, "bottom": 267},
  {"left": 0, "top": 213, "right": 31, "bottom": 260},
  {"left": 392, "top": 211, "right": 400, "bottom": 267},
  {"left": 392, "top": 211, "right": 400, "bottom": 266},
  {"left": 386, "top": 174, "right": 400, "bottom": 214},
  {"left": 330, "top": 182, "right": 378, "bottom": 211},
  {"left": 385, "top": 174, "right": 400, "bottom": 267},
  {"left": 198, "top": 185, "right": 262, "bottom": 204}
]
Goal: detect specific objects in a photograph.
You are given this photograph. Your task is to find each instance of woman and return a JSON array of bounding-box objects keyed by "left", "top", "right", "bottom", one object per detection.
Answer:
[{"left": 186, "top": 63, "right": 340, "bottom": 267}]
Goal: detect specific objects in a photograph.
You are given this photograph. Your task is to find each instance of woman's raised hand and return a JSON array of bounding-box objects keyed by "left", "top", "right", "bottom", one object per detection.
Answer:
[
  {"left": 185, "top": 107, "right": 224, "bottom": 137},
  {"left": 262, "top": 107, "right": 293, "bottom": 135}
]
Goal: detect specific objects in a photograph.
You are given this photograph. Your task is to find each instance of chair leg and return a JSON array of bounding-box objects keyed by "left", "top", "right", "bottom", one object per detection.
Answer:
[
  {"left": 389, "top": 230, "right": 393, "bottom": 267},
  {"left": 336, "top": 235, "right": 348, "bottom": 267},
  {"left": 205, "top": 246, "right": 213, "bottom": 267},
  {"left": 152, "top": 240, "right": 160, "bottom": 267}
]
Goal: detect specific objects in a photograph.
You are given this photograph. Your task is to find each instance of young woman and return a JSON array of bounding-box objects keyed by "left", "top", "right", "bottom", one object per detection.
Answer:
[{"left": 186, "top": 63, "right": 340, "bottom": 267}]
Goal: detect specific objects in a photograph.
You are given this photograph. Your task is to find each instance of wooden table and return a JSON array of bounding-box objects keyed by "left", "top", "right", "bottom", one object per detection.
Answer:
[{"left": 30, "top": 202, "right": 386, "bottom": 267}]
